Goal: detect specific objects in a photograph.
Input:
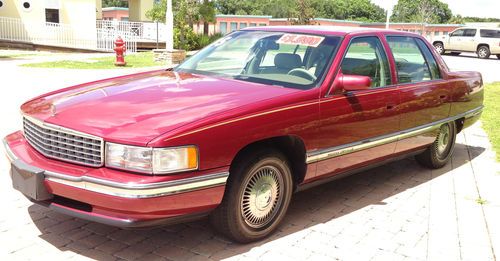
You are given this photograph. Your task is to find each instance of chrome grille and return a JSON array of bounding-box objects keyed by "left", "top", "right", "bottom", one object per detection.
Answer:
[{"left": 23, "top": 117, "right": 104, "bottom": 167}]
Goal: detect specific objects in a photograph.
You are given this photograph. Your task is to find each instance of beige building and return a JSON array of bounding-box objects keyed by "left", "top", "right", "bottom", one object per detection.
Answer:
[
  {"left": 0, "top": 0, "right": 99, "bottom": 49},
  {"left": 128, "top": 0, "right": 153, "bottom": 22}
]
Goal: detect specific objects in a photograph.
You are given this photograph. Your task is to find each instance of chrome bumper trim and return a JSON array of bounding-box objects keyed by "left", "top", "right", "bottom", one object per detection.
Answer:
[
  {"left": 4, "top": 138, "right": 228, "bottom": 198},
  {"left": 306, "top": 106, "right": 483, "bottom": 164},
  {"left": 3, "top": 138, "right": 18, "bottom": 162},
  {"left": 44, "top": 171, "right": 229, "bottom": 198}
]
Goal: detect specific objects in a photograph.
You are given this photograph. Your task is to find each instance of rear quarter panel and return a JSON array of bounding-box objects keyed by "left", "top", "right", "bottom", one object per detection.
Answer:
[{"left": 447, "top": 71, "right": 484, "bottom": 116}]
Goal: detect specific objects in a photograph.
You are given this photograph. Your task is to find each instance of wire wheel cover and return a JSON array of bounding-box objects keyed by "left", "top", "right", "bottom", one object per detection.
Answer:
[
  {"left": 437, "top": 124, "right": 451, "bottom": 157},
  {"left": 241, "top": 165, "right": 284, "bottom": 228}
]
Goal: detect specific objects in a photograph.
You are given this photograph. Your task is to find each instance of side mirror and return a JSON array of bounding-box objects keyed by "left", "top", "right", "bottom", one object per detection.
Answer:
[{"left": 341, "top": 74, "right": 372, "bottom": 91}]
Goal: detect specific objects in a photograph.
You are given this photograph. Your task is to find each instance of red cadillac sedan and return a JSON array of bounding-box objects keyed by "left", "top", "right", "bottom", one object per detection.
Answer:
[{"left": 3, "top": 26, "right": 483, "bottom": 242}]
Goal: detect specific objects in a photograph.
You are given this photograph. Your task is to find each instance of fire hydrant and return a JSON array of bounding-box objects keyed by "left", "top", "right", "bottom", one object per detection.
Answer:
[{"left": 114, "top": 36, "right": 126, "bottom": 66}]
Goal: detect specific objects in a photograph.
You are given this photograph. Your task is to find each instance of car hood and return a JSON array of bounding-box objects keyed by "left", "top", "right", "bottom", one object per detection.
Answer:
[{"left": 21, "top": 70, "right": 299, "bottom": 146}]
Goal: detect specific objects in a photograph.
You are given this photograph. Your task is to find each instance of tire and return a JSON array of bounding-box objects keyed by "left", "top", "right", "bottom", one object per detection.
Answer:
[
  {"left": 477, "top": 46, "right": 491, "bottom": 59},
  {"left": 210, "top": 150, "right": 293, "bottom": 243},
  {"left": 433, "top": 42, "right": 445, "bottom": 55},
  {"left": 415, "top": 122, "right": 456, "bottom": 169},
  {"left": 450, "top": 52, "right": 461, "bottom": 56},
  {"left": 496, "top": 54, "right": 500, "bottom": 60}
]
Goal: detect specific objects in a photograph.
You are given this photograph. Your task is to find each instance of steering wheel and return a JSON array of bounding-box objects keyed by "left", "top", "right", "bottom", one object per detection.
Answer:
[{"left": 287, "top": 68, "right": 317, "bottom": 82}]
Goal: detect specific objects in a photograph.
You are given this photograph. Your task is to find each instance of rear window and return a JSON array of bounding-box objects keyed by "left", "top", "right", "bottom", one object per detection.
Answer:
[{"left": 480, "top": 29, "right": 500, "bottom": 38}]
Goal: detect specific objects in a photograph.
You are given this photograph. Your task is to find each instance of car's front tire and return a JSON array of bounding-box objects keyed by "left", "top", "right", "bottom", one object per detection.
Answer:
[
  {"left": 210, "top": 150, "right": 293, "bottom": 243},
  {"left": 416, "top": 122, "right": 456, "bottom": 169},
  {"left": 433, "top": 42, "right": 445, "bottom": 55},
  {"left": 477, "top": 46, "right": 491, "bottom": 59}
]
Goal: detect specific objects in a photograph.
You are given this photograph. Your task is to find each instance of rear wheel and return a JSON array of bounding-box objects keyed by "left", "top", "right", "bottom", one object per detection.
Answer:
[
  {"left": 477, "top": 46, "right": 491, "bottom": 59},
  {"left": 416, "top": 122, "right": 456, "bottom": 169},
  {"left": 210, "top": 150, "right": 293, "bottom": 243},
  {"left": 433, "top": 42, "right": 445, "bottom": 55}
]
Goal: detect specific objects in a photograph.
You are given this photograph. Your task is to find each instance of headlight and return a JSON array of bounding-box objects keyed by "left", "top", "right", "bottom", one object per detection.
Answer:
[{"left": 105, "top": 143, "right": 198, "bottom": 174}]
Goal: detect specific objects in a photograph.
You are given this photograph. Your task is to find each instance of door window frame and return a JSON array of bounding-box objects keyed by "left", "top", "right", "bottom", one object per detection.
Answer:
[
  {"left": 385, "top": 35, "right": 444, "bottom": 86},
  {"left": 329, "top": 35, "right": 393, "bottom": 95}
]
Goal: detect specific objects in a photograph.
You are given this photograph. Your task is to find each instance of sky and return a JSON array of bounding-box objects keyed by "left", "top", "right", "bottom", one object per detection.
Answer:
[{"left": 370, "top": 0, "right": 500, "bottom": 19}]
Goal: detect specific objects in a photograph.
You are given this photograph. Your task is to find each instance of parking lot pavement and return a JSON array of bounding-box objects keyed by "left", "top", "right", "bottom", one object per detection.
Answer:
[
  {"left": 441, "top": 53, "right": 500, "bottom": 83},
  {"left": 0, "top": 53, "right": 499, "bottom": 261}
]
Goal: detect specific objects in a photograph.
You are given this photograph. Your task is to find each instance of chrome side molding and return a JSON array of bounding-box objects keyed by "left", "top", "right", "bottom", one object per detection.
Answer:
[{"left": 306, "top": 106, "right": 483, "bottom": 164}]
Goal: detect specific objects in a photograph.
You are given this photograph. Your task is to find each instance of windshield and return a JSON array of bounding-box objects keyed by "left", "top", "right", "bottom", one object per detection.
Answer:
[{"left": 175, "top": 30, "right": 341, "bottom": 90}]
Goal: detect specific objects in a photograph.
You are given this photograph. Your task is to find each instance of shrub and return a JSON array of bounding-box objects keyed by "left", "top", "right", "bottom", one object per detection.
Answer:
[{"left": 174, "top": 28, "right": 224, "bottom": 51}]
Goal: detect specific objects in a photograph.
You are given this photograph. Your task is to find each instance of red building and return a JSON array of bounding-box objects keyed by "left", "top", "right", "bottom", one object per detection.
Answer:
[
  {"left": 102, "top": 7, "right": 129, "bottom": 21},
  {"left": 206, "top": 15, "right": 463, "bottom": 38}
]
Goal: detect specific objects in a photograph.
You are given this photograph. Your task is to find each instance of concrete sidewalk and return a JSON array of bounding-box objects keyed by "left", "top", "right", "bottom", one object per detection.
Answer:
[{"left": 1, "top": 123, "right": 498, "bottom": 261}]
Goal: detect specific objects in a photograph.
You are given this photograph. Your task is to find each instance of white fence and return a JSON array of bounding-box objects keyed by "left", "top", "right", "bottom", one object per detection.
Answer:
[
  {"left": 96, "top": 20, "right": 166, "bottom": 42},
  {"left": 0, "top": 16, "right": 137, "bottom": 53}
]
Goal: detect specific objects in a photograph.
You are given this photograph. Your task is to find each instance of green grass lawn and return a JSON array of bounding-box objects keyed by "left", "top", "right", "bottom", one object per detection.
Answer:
[
  {"left": 482, "top": 82, "right": 500, "bottom": 161},
  {"left": 21, "top": 52, "right": 162, "bottom": 69}
]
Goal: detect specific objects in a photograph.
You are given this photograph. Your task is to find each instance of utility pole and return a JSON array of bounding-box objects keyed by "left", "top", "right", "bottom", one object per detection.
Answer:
[
  {"left": 165, "top": 0, "right": 174, "bottom": 51},
  {"left": 385, "top": 1, "right": 392, "bottom": 29}
]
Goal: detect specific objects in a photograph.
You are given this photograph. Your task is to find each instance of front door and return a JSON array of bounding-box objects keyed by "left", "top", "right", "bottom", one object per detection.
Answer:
[
  {"left": 448, "top": 29, "right": 465, "bottom": 50},
  {"left": 313, "top": 36, "right": 400, "bottom": 178}
]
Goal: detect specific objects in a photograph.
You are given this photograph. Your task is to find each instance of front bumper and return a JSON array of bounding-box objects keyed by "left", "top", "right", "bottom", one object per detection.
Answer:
[{"left": 3, "top": 132, "right": 228, "bottom": 227}]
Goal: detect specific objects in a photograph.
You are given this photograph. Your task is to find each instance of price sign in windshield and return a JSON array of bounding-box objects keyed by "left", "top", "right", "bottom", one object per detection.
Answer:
[{"left": 277, "top": 34, "right": 325, "bottom": 47}]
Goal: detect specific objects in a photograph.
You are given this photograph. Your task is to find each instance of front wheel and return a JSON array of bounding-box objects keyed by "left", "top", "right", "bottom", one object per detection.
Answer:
[
  {"left": 496, "top": 54, "right": 500, "bottom": 60},
  {"left": 416, "top": 122, "right": 456, "bottom": 169},
  {"left": 433, "top": 42, "right": 445, "bottom": 55},
  {"left": 477, "top": 46, "right": 491, "bottom": 59},
  {"left": 210, "top": 150, "right": 293, "bottom": 243}
]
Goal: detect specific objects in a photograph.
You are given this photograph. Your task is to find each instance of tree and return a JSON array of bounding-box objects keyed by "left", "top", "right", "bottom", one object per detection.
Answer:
[
  {"left": 391, "top": 0, "right": 452, "bottom": 24},
  {"left": 215, "top": 0, "right": 385, "bottom": 22},
  {"left": 289, "top": 0, "right": 315, "bottom": 25},
  {"left": 102, "top": 0, "right": 128, "bottom": 8},
  {"left": 199, "top": 0, "right": 216, "bottom": 35}
]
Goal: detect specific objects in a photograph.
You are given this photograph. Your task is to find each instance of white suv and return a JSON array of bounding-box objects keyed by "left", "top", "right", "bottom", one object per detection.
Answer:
[{"left": 432, "top": 27, "right": 500, "bottom": 59}]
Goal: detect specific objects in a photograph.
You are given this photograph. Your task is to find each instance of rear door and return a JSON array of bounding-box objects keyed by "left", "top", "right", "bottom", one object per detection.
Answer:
[
  {"left": 313, "top": 35, "right": 400, "bottom": 178},
  {"left": 461, "top": 29, "right": 477, "bottom": 51},
  {"left": 386, "top": 36, "right": 451, "bottom": 153}
]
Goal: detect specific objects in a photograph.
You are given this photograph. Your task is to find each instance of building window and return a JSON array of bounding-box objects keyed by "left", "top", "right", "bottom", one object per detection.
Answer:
[
  {"left": 230, "top": 22, "right": 237, "bottom": 32},
  {"left": 121, "top": 17, "right": 129, "bottom": 21},
  {"left": 250, "top": 23, "right": 257, "bottom": 27},
  {"left": 240, "top": 23, "right": 247, "bottom": 29},
  {"left": 444, "top": 31, "right": 449, "bottom": 36},
  {"left": 434, "top": 31, "right": 440, "bottom": 36},
  {"left": 45, "top": 9, "right": 59, "bottom": 23},
  {"left": 219, "top": 22, "right": 227, "bottom": 34},
  {"left": 259, "top": 23, "right": 267, "bottom": 26}
]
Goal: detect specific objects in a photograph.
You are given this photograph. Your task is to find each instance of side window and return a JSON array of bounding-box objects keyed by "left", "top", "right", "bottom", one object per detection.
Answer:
[
  {"left": 386, "top": 36, "right": 433, "bottom": 84},
  {"left": 340, "top": 36, "right": 391, "bottom": 88},
  {"left": 415, "top": 39, "right": 442, "bottom": 80},
  {"left": 464, "top": 29, "right": 477, "bottom": 37},
  {"left": 451, "top": 29, "right": 464, "bottom": 37},
  {"left": 480, "top": 29, "right": 500, "bottom": 38}
]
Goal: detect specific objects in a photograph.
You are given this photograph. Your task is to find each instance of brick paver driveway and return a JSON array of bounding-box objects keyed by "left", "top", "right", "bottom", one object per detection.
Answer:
[{"left": 0, "top": 52, "right": 499, "bottom": 260}]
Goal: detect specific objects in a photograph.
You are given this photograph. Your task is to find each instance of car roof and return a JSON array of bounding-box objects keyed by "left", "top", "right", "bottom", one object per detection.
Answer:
[{"left": 242, "top": 25, "right": 408, "bottom": 36}]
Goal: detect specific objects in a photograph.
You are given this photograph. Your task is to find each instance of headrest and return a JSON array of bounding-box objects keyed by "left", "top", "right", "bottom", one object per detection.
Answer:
[{"left": 274, "top": 53, "right": 302, "bottom": 70}]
